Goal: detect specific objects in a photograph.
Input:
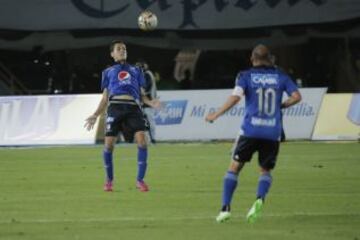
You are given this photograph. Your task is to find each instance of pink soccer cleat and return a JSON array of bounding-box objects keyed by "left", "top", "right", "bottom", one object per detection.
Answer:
[
  {"left": 136, "top": 181, "right": 149, "bottom": 192},
  {"left": 103, "top": 181, "right": 113, "bottom": 192}
]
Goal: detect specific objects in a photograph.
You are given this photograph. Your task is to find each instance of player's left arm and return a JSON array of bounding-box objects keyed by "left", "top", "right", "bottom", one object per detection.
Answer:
[
  {"left": 141, "top": 88, "right": 161, "bottom": 109},
  {"left": 138, "top": 66, "right": 160, "bottom": 109},
  {"left": 281, "top": 90, "right": 302, "bottom": 109},
  {"left": 281, "top": 74, "right": 302, "bottom": 109}
]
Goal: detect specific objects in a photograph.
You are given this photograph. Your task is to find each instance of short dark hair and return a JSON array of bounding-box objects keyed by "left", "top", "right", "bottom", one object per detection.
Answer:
[
  {"left": 251, "top": 44, "right": 272, "bottom": 65},
  {"left": 110, "top": 40, "right": 125, "bottom": 53}
]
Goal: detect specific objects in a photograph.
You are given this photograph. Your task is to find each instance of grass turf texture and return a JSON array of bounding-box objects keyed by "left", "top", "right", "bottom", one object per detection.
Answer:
[{"left": 0, "top": 142, "right": 359, "bottom": 240}]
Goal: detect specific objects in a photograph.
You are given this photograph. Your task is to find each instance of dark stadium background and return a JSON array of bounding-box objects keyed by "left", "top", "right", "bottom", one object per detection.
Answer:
[{"left": 1, "top": 2, "right": 360, "bottom": 95}]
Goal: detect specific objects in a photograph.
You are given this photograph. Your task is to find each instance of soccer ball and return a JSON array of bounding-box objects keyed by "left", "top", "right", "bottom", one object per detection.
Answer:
[{"left": 138, "top": 10, "right": 158, "bottom": 31}]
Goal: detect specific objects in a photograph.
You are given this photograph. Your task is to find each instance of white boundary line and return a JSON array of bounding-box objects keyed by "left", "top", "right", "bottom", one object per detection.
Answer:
[{"left": 0, "top": 212, "right": 358, "bottom": 224}]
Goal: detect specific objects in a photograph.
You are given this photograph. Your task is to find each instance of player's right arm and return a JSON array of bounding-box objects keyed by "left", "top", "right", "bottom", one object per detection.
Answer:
[
  {"left": 205, "top": 71, "right": 245, "bottom": 123},
  {"left": 205, "top": 95, "right": 241, "bottom": 123},
  {"left": 84, "top": 89, "right": 109, "bottom": 131}
]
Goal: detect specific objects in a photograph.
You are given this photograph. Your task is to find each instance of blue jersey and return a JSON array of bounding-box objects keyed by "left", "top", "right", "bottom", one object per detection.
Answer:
[
  {"left": 235, "top": 66, "right": 298, "bottom": 141},
  {"left": 101, "top": 63, "right": 145, "bottom": 101}
]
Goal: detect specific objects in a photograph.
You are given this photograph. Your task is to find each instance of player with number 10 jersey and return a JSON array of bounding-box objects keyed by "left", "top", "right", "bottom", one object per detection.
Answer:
[
  {"left": 206, "top": 44, "right": 302, "bottom": 224},
  {"left": 235, "top": 67, "right": 298, "bottom": 141}
]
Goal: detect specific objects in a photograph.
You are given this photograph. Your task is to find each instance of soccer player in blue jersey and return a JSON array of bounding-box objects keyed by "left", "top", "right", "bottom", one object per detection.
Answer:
[
  {"left": 205, "top": 44, "right": 302, "bottom": 223},
  {"left": 84, "top": 40, "right": 159, "bottom": 192}
]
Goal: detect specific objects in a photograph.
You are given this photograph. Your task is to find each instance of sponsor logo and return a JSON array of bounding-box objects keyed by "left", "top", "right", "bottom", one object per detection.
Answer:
[
  {"left": 251, "top": 74, "right": 278, "bottom": 85},
  {"left": 118, "top": 71, "right": 130, "bottom": 81},
  {"left": 251, "top": 117, "right": 276, "bottom": 127},
  {"left": 154, "top": 100, "right": 187, "bottom": 125},
  {"left": 71, "top": 0, "right": 129, "bottom": 18}
]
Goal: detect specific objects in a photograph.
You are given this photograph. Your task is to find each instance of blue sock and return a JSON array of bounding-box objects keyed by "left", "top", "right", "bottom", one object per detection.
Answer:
[
  {"left": 137, "top": 147, "right": 148, "bottom": 182},
  {"left": 257, "top": 172, "right": 272, "bottom": 200},
  {"left": 222, "top": 171, "right": 238, "bottom": 209},
  {"left": 103, "top": 149, "right": 113, "bottom": 182}
]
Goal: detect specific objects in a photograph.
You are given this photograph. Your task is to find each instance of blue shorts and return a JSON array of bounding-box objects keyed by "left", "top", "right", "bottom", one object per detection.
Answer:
[
  {"left": 232, "top": 136, "right": 280, "bottom": 170},
  {"left": 105, "top": 102, "right": 147, "bottom": 142}
]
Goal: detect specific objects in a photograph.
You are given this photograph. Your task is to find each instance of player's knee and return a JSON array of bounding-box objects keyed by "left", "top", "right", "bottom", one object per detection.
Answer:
[
  {"left": 136, "top": 136, "right": 147, "bottom": 148},
  {"left": 260, "top": 168, "right": 271, "bottom": 175},
  {"left": 104, "top": 144, "right": 114, "bottom": 152},
  {"left": 229, "top": 160, "right": 244, "bottom": 174},
  {"left": 135, "top": 132, "right": 147, "bottom": 148},
  {"left": 137, "top": 140, "right": 147, "bottom": 148}
]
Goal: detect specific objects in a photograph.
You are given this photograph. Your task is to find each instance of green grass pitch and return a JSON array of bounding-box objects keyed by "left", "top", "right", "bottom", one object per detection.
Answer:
[{"left": 0, "top": 142, "right": 359, "bottom": 240}]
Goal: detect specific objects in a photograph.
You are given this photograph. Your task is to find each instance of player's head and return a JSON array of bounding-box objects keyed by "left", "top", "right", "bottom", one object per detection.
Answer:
[
  {"left": 110, "top": 40, "right": 127, "bottom": 62},
  {"left": 250, "top": 44, "right": 273, "bottom": 66},
  {"left": 135, "top": 60, "right": 149, "bottom": 70}
]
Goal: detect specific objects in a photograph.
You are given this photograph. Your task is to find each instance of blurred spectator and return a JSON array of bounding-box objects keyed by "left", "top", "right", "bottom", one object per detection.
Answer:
[
  {"left": 136, "top": 60, "right": 158, "bottom": 143},
  {"left": 180, "top": 69, "right": 191, "bottom": 89},
  {"left": 174, "top": 49, "right": 201, "bottom": 87}
]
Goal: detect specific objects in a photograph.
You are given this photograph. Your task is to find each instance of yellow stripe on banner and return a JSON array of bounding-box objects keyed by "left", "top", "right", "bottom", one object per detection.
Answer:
[{"left": 312, "top": 94, "right": 360, "bottom": 140}]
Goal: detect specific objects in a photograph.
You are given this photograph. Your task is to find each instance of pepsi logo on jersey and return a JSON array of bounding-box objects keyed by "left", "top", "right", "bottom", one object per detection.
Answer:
[{"left": 118, "top": 71, "right": 130, "bottom": 81}]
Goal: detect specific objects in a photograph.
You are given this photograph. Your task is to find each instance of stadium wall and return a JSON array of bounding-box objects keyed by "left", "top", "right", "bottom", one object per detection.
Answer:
[{"left": 4, "top": 88, "right": 356, "bottom": 146}]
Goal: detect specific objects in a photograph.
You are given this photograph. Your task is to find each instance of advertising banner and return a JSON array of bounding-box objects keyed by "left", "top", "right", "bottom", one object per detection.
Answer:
[
  {"left": 155, "top": 88, "right": 327, "bottom": 141},
  {"left": 0, "top": 88, "right": 327, "bottom": 145},
  {"left": 0, "top": 94, "right": 101, "bottom": 146},
  {"left": 312, "top": 94, "right": 360, "bottom": 140}
]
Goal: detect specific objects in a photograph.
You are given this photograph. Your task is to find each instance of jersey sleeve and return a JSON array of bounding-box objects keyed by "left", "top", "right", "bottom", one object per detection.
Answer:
[
  {"left": 101, "top": 70, "right": 109, "bottom": 91},
  {"left": 283, "top": 74, "right": 298, "bottom": 96},
  {"left": 232, "top": 71, "right": 246, "bottom": 96}
]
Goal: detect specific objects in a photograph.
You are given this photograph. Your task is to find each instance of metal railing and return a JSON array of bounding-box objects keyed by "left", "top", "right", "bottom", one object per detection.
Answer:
[{"left": 0, "top": 61, "right": 30, "bottom": 95}]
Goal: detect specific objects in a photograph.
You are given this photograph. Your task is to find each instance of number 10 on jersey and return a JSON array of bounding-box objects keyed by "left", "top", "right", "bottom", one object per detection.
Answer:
[{"left": 256, "top": 88, "right": 276, "bottom": 117}]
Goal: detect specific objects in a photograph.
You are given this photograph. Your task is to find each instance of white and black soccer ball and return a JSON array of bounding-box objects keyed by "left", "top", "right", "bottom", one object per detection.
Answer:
[{"left": 138, "top": 10, "right": 158, "bottom": 31}]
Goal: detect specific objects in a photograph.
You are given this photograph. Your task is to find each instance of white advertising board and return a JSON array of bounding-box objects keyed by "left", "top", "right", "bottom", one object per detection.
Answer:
[
  {"left": 0, "top": 88, "right": 326, "bottom": 145},
  {"left": 0, "top": 94, "right": 101, "bottom": 146},
  {"left": 154, "top": 88, "right": 327, "bottom": 141}
]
